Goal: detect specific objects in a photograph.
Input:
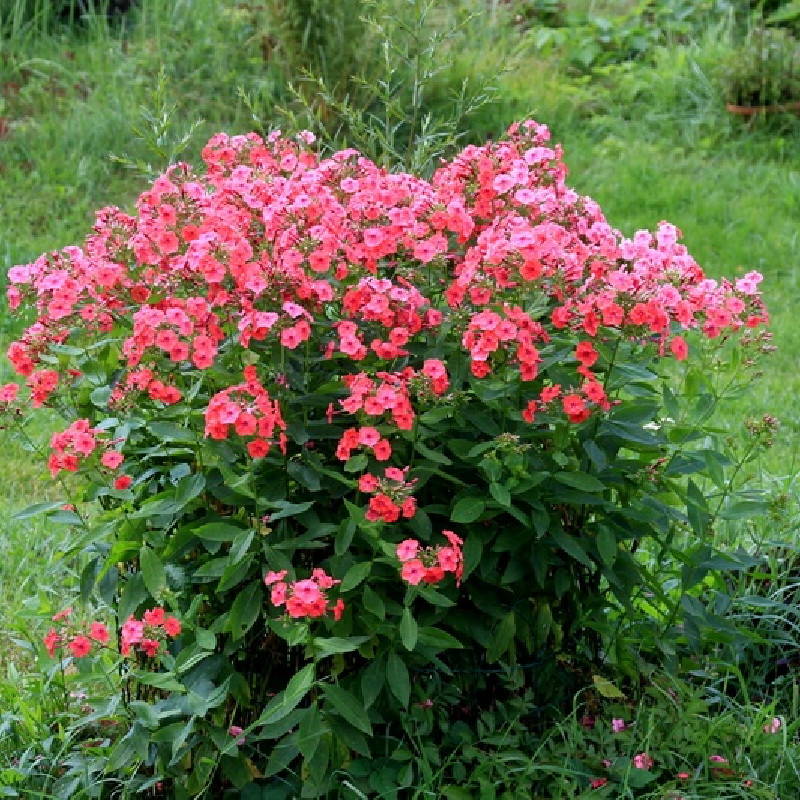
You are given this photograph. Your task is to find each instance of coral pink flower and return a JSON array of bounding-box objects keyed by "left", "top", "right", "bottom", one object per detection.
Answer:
[
  {"left": 264, "top": 570, "right": 288, "bottom": 586},
  {"left": 101, "top": 450, "right": 124, "bottom": 469},
  {"left": 141, "top": 638, "right": 161, "bottom": 657},
  {"left": 44, "top": 628, "right": 60, "bottom": 657},
  {"left": 89, "top": 622, "right": 109, "bottom": 643},
  {"left": 670, "top": 335, "right": 689, "bottom": 361},
  {"left": 143, "top": 607, "right": 165, "bottom": 626},
  {"left": 270, "top": 582, "right": 287, "bottom": 607},
  {"left": 68, "top": 635, "right": 92, "bottom": 658},
  {"left": 163, "top": 616, "right": 182, "bottom": 637},
  {"left": 397, "top": 539, "right": 419, "bottom": 562},
  {"left": 0, "top": 383, "right": 19, "bottom": 403}
]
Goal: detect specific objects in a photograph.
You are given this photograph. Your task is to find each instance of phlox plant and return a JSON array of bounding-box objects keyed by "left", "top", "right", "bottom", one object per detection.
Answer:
[{"left": 0, "top": 120, "right": 771, "bottom": 797}]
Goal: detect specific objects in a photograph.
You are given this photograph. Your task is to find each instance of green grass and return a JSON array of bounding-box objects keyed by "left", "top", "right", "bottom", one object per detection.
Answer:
[{"left": 2, "top": 0, "right": 800, "bottom": 792}]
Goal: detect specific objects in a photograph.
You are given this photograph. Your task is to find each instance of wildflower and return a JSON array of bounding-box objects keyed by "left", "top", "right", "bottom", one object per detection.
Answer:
[
  {"left": 229, "top": 725, "right": 245, "bottom": 745},
  {"left": 633, "top": 752, "right": 654, "bottom": 770},
  {"left": 611, "top": 718, "right": 626, "bottom": 733},
  {"left": 764, "top": 716, "right": 782, "bottom": 734}
]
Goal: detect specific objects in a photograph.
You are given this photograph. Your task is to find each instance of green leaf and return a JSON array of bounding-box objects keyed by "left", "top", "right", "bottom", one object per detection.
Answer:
[
  {"left": 582, "top": 440, "right": 607, "bottom": 470},
  {"left": 720, "top": 500, "right": 767, "bottom": 520},
  {"left": 255, "top": 663, "right": 316, "bottom": 726},
  {"left": 313, "top": 636, "right": 370, "bottom": 658},
  {"left": 340, "top": 562, "right": 371, "bottom": 592},
  {"left": 415, "top": 441, "right": 452, "bottom": 465},
  {"left": 226, "top": 581, "right": 262, "bottom": 640},
  {"left": 486, "top": 611, "right": 515, "bottom": 663},
  {"left": 196, "top": 628, "right": 216, "bottom": 650},
  {"left": 266, "top": 500, "right": 314, "bottom": 521},
  {"left": 419, "top": 407, "right": 452, "bottom": 425},
  {"left": 106, "top": 730, "right": 137, "bottom": 772},
  {"left": 400, "top": 607, "right": 418, "bottom": 651},
  {"left": 386, "top": 652, "right": 410, "bottom": 708},
  {"left": 118, "top": 572, "right": 148, "bottom": 621},
  {"left": 489, "top": 482, "right": 511, "bottom": 507},
  {"left": 323, "top": 684, "right": 372, "bottom": 735},
  {"left": 450, "top": 496, "right": 485, "bottom": 523},
  {"left": 175, "top": 646, "right": 213, "bottom": 675},
  {"left": 216, "top": 555, "right": 254, "bottom": 593},
  {"left": 686, "top": 478, "right": 710, "bottom": 536},
  {"left": 128, "top": 701, "right": 160, "bottom": 729},
  {"left": 12, "top": 500, "right": 67, "bottom": 521},
  {"left": 344, "top": 454, "right": 369, "bottom": 473},
  {"left": 361, "top": 656, "right": 385, "bottom": 708},
  {"left": 147, "top": 421, "right": 195, "bottom": 443},
  {"left": 287, "top": 460, "right": 321, "bottom": 491},
  {"left": 47, "top": 510, "right": 84, "bottom": 525},
  {"left": 335, "top": 522, "right": 356, "bottom": 556},
  {"left": 90, "top": 386, "right": 112, "bottom": 407},
  {"left": 596, "top": 529, "right": 617, "bottom": 566},
  {"left": 554, "top": 533, "right": 593, "bottom": 568},
  {"left": 592, "top": 674, "right": 625, "bottom": 699},
  {"left": 135, "top": 672, "right": 185, "bottom": 692},
  {"left": 362, "top": 585, "right": 386, "bottom": 620},
  {"left": 193, "top": 521, "right": 248, "bottom": 543},
  {"left": 298, "top": 702, "right": 325, "bottom": 762},
  {"left": 416, "top": 627, "right": 464, "bottom": 650},
  {"left": 175, "top": 473, "right": 205, "bottom": 506},
  {"left": 229, "top": 529, "right": 255, "bottom": 564},
  {"left": 553, "top": 472, "right": 605, "bottom": 492},
  {"left": 139, "top": 545, "right": 166, "bottom": 598}
]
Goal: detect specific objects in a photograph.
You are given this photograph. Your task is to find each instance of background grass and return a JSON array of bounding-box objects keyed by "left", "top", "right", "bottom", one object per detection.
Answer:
[{"left": 2, "top": 0, "right": 800, "bottom": 793}]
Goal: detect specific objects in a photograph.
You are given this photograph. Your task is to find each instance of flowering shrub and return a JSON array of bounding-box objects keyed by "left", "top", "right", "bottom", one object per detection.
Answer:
[{"left": 2, "top": 120, "right": 770, "bottom": 795}]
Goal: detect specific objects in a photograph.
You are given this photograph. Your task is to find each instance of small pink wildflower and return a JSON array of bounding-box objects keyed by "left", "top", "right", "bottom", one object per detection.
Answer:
[
  {"left": 633, "top": 752, "right": 653, "bottom": 770},
  {"left": 229, "top": 724, "right": 245, "bottom": 745},
  {"left": 764, "top": 716, "right": 782, "bottom": 734}
]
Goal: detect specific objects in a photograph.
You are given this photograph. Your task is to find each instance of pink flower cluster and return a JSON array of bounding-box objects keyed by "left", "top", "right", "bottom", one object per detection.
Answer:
[
  {"left": 204, "top": 365, "right": 287, "bottom": 458},
  {"left": 44, "top": 606, "right": 181, "bottom": 660},
  {"left": 264, "top": 568, "right": 345, "bottom": 620},
  {"left": 44, "top": 607, "right": 110, "bottom": 659},
  {"left": 339, "top": 361, "right": 449, "bottom": 431},
  {"left": 120, "top": 607, "right": 182, "bottom": 657},
  {"left": 6, "top": 123, "right": 766, "bottom": 440},
  {"left": 0, "top": 382, "right": 19, "bottom": 409},
  {"left": 359, "top": 467, "right": 418, "bottom": 523},
  {"left": 48, "top": 418, "right": 125, "bottom": 478},
  {"left": 396, "top": 531, "right": 464, "bottom": 586}
]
